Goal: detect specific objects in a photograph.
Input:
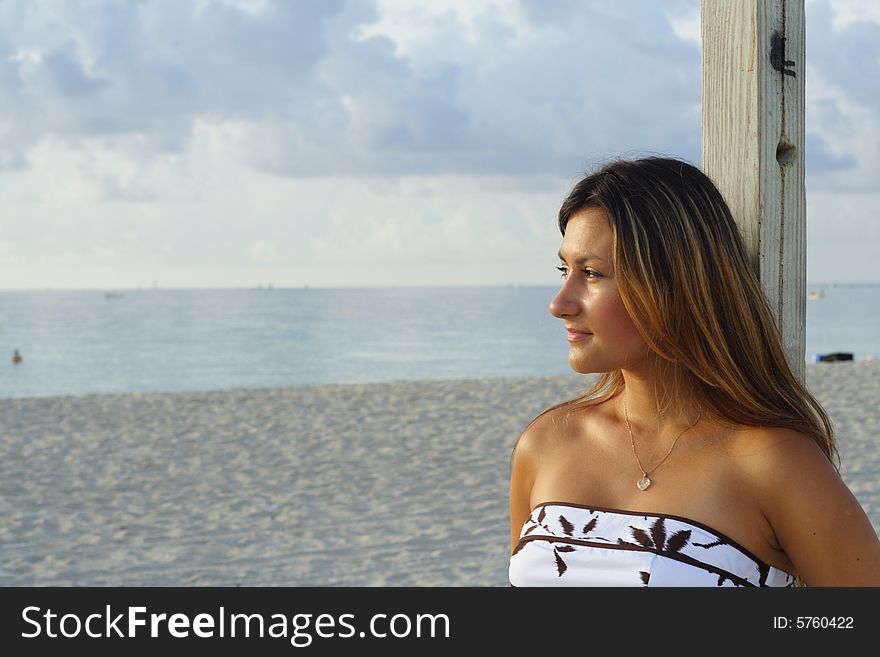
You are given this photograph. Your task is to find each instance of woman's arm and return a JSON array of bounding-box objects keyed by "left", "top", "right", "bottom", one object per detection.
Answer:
[
  {"left": 509, "top": 421, "right": 544, "bottom": 554},
  {"left": 750, "top": 428, "right": 880, "bottom": 585}
]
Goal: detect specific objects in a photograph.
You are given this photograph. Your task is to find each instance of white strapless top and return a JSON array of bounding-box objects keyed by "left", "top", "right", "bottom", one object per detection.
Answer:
[{"left": 510, "top": 502, "right": 795, "bottom": 587}]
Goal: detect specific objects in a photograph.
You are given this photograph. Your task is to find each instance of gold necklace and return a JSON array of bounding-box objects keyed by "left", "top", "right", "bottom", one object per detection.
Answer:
[{"left": 623, "top": 390, "right": 700, "bottom": 491}]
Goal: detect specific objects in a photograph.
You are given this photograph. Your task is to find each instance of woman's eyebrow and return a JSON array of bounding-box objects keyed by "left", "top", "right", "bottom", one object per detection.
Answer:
[{"left": 557, "top": 250, "right": 605, "bottom": 264}]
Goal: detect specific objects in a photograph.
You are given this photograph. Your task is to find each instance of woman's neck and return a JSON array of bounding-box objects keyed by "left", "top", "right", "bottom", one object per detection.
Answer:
[{"left": 617, "top": 362, "right": 703, "bottom": 439}]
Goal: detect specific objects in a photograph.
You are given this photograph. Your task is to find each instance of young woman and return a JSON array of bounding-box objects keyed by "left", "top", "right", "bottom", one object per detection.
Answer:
[{"left": 509, "top": 156, "right": 880, "bottom": 586}]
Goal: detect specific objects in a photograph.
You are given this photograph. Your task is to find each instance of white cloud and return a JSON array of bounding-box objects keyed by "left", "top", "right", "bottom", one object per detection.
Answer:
[
  {"left": 808, "top": 0, "right": 880, "bottom": 30},
  {"left": 0, "top": 0, "right": 878, "bottom": 288},
  {"left": 666, "top": 4, "right": 700, "bottom": 45},
  {"left": 804, "top": 1, "right": 880, "bottom": 191},
  {"left": 806, "top": 69, "right": 880, "bottom": 191},
  {"left": 356, "top": 0, "right": 525, "bottom": 58},
  {"left": 0, "top": 0, "right": 703, "bottom": 179}
]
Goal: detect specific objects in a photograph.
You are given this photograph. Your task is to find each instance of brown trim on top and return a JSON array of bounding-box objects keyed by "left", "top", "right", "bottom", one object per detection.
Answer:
[
  {"left": 531, "top": 500, "right": 794, "bottom": 579},
  {"left": 513, "top": 534, "right": 756, "bottom": 587}
]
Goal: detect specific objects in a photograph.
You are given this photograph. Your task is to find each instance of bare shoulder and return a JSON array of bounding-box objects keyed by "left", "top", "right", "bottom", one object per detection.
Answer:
[
  {"left": 509, "top": 400, "right": 598, "bottom": 554},
  {"left": 725, "top": 425, "right": 840, "bottom": 506},
  {"left": 512, "top": 401, "right": 596, "bottom": 466},
  {"left": 726, "top": 426, "right": 833, "bottom": 473}
]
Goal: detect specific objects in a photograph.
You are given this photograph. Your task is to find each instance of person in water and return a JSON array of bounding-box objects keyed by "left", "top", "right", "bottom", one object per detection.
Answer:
[
  {"left": 11, "top": 349, "right": 22, "bottom": 364},
  {"left": 509, "top": 156, "right": 880, "bottom": 587}
]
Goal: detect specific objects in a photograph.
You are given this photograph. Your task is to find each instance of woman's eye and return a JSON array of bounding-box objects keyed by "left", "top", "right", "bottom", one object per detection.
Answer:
[{"left": 558, "top": 266, "right": 600, "bottom": 279}]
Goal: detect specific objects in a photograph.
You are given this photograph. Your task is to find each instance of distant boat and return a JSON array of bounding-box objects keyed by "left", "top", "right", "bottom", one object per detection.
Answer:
[
  {"left": 808, "top": 289, "right": 824, "bottom": 300},
  {"left": 105, "top": 292, "right": 123, "bottom": 299}
]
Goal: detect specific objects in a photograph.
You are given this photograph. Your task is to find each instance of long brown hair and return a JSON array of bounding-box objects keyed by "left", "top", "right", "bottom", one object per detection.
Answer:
[{"left": 536, "top": 156, "right": 836, "bottom": 466}]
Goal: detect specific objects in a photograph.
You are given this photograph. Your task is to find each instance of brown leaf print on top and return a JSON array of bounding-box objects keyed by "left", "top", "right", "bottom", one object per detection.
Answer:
[
  {"left": 537, "top": 506, "right": 546, "bottom": 524},
  {"left": 559, "top": 515, "right": 575, "bottom": 536},
  {"left": 629, "top": 527, "right": 654, "bottom": 549},
  {"left": 664, "top": 529, "right": 692, "bottom": 554},
  {"left": 756, "top": 562, "right": 770, "bottom": 587},
  {"left": 554, "top": 548, "right": 568, "bottom": 576},
  {"left": 650, "top": 517, "right": 667, "bottom": 551},
  {"left": 623, "top": 518, "right": 692, "bottom": 554},
  {"left": 582, "top": 517, "right": 598, "bottom": 535}
]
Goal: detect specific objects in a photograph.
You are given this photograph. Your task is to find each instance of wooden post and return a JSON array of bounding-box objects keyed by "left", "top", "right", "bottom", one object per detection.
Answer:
[{"left": 701, "top": 0, "right": 806, "bottom": 381}]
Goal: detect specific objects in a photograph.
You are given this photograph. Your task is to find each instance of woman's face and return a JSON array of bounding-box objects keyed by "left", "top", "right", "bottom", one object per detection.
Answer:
[{"left": 549, "top": 207, "right": 650, "bottom": 374}]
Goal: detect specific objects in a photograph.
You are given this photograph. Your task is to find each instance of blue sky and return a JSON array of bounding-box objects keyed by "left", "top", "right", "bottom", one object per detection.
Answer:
[{"left": 0, "top": 0, "right": 878, "bottom": 289}]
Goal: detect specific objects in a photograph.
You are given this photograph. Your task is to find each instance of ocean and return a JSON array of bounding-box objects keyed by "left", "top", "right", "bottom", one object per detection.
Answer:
[{"left": 1, "top": 284, "right": 876, "bottom": 399}]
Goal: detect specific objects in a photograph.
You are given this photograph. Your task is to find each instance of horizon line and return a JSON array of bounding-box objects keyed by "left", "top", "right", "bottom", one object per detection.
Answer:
[{"left": 0, "top": 281, "right": 875, "bottom": 293}]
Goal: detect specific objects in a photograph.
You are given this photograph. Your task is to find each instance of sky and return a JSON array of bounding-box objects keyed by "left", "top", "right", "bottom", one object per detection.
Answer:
[{"left": 0, "top": 0, "right": 878, "bottom": 290}]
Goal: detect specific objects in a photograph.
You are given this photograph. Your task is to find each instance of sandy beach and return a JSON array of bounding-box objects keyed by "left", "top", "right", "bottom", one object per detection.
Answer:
[{"left": 1, "top": 361, "right": 877, "bottom": 586}]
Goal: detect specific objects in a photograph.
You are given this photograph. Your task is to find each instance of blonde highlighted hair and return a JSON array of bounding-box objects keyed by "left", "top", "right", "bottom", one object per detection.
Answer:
[{"left": 539, "top": 156, "right": 836, "bottom": 466}]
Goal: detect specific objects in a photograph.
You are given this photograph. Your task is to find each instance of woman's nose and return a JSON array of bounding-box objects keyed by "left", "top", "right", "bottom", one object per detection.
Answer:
[{"left": 549, "top": 282, "right": 578, "bottom": 318}]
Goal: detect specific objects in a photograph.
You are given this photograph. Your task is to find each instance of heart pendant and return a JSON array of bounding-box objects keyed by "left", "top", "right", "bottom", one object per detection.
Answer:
[{"left": 637, "top": 474, "right": 651, "bottom": 491}]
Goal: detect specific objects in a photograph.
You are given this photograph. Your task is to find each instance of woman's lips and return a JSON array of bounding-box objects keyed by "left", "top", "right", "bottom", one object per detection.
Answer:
[{"left": 566, "top": 330, "right": 592, "bottom": 342}]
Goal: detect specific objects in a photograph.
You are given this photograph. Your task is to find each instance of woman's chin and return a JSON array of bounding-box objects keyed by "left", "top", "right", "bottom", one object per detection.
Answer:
[{"left": 567, "top": 357, "right": 601, "bottom": 375}]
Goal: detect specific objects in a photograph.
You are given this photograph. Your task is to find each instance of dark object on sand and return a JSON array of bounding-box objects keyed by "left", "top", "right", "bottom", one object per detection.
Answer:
[{"left": 816, "top": 352, "right": 854, "bottom": 362}]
